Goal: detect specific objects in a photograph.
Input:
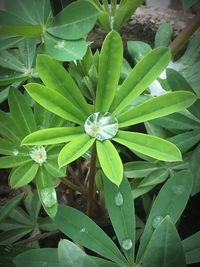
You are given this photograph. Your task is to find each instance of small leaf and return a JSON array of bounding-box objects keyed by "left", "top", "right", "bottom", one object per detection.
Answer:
[
  {"left": 54, "top": 204, "right": 127, "bottom": 265},
  {"left": 110, "top": 47, "right": 171, "bottom": 114},
  {"left": 127, "top": 41, "right": 152, "bottom": 63},
  {"left": 10, "top": 161, "right": 39, "bottom": 188},
  {"left": 124, "top": 161, "right": 160, "bottom": 178},
  {"left": 118, "top": 91, "right": 197, "bottom": 127},
  {"left": 139, "top": 168, "right": 168, "bottom": 187},
  {"left": 137, "top": 170, "right": 193, "bottom": 262},
  {"left": 24, "top": 83, "right": 86, "bottom": 125},
  {"left": 58, "top": 134, "right": 94, "bottom": 167},
  {"left": 0, "top": 156, "right": 31, "bottom": 168},
  {"left": 114, "top": 130, "right": 182, "bottom": 162},
  {"left": 47, "top": 1, "right": 98, "bottom": 40},
  {"left": 155, "top": 23, "right": 173, "bottom": 47},
  {"left": 96, "top": 140, "right": 123, "bottom": 186},
  {"left": 95, "top": 30, "right": 123, "bottom": 112},
  {"left": 22, "top": 127, "right": 85, "bottom": 145}
]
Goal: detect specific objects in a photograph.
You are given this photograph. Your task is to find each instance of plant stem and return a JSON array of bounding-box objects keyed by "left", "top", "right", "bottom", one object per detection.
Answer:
[
  {"left": 61, "top": 177, "right": 86, "bottom": 194},
  {"left": 170, "top": 12, "right": 200, "bottom": 57},
  {"left": 86, "top": 142, "right": 97, "bottom": 216}
]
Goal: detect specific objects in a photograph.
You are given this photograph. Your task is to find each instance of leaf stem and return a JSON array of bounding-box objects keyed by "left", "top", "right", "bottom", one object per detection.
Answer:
[
  {"left": 87, "top": 142, "right": 97, "bottom": 216},
  {"left": 170, "top": 12, "right": 200, "bottom": 57}
]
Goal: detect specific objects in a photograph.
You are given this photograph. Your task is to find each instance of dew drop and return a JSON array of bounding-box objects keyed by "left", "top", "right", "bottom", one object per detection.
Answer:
[
  {"left": 80, "top": 227, "right": 87, "bottom": 233},
  {"left": 40, "top": 187, "right": 57, "bottom": 208},
  {"left": 42, "top": 262, "right": 47, "bottom": 267},
  {"left": 114, "top": 192, "right": 123, "bottom": 207},
  {"left": 12, "top": 149, "right": 19, "bottom": 156},
  {"left": 121, "top": 239, "right": 133, "bottom": 251},
  {"left": 84, "top": 112, "right": 118, "bottom": 141},
  {"left": 172, "top": 185, "right": 185, "bottom": 195},
  {"left": 54, "top": 40, "right": 65, "bottom": 49},
  {"left": 152, "top": 216, "right": 164, "bottom": 229}
]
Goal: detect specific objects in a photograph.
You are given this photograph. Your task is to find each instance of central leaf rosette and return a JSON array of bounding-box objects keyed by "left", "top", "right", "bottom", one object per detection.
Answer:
[
  {"left": 84, "top": 112, "right": 118, "bottom": 141},
  {"left": 21, "top": 30, "right": 196, "bottom": 186}
]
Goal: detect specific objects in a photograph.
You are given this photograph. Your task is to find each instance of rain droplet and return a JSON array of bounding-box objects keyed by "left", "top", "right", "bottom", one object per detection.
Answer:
[
  {"left": 42, "top": 262, "right": 47, "bottom": 267},
  {"left": 152, "top": 216, "right": 164, "bottom": 229},
  {"left": 12, "top": 149, "right": 19, "bottom": 156},
  {"left": 172, "top": 185, "right": 185, "bottom": 195},
  {"left": 114, "top": 192, "right": 123, "bottom": 207},
  {"left": 4, "top": 75, "right": 9, "bottom": 78},
  {"left": 54, "top": 40, "right": 65, "bottom": 49},
  {"left": 80, "top": 227, "right": 87, "bottom": 233},
  {"left": 121, "top": 239, "right": 133, "bottom": 251},
  {"left": 84, "top": 112, "right": 118, "bottom": 141},
  {"left": 40, "top": 187, "right": 57, "bottom": 208}
]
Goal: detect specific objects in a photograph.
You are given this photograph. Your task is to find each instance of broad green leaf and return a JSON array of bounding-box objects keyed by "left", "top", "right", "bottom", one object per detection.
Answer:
[
  {"left": 130, "top": 179, "right": 155, "bottom": 199},
  {"left": 103, "top": 175, "right": 135, "bottom": 262},
  {"left": 127, "top": 41, "right": 152, "bottom": 63},
  {"left": 0, "top": 68, "right": 27, "bottom": 86},
  {"left": 24, "top": 83, "right": 86, "bottom": 125},
  {"left": 0, "top": 25, "right": 43, "bottom": 38},
  {"left": 18, "top": 38, "right": 38, "bottom": 70},
  {"left": 155, "top": 23, "right": 173, "bottom": 47},
  {"left": 22, "top": 126, "right": 85, "bottom": 145},
  {"left": 95, "top": 30, "right": 123, "bottom": 112},
  {"left": 0, "top": 87, "right": 9, "bottom": 103},
  {"left": 5, "top": 0, "right": 51, "bottom": 25},
  {"left": 8, "top": 89, "right": 37, "bottom": 136},
  {"left": 0, "top": 138, "right": 16, "bottom": 155},
  {"left": 182, "top": 231, "right": 200, "bottom": 264},
  {"left": 152, "top": 113, "right": 200, "bottom": 130},
  {"left": 9, "top": 206, "right": 33, "bottom": 226},
  {"left": 114, "top": 130, "right": 182, "bottom": 162},
  {"left": 0, "top": 51, "right": 26, "bottom": 72},
  {"left": 0, "top": 155, "right": 31, "bottom": 168},
  {"left": 96, "top": 140, "right": 123, "bottom": 186},
  {"left": 58, "top": 239, "right": 96, "bottom": 267},
  {"left": 140, "top": 216, "right": 186, "bottom": 267},
  {"left": 13, "top": 248, "right": 60, "bottom": 267},
  {"left": 10, "top": 161, "right": 39, "bottom": 188},
  {"left": 0, "top": 36, "right": 25, "bottom": 51},
  {"left": 137, "top": 170, "right": 193, "bottom": 262},
  {"left": 0, "top": 228, "right": 32, "bottom": 245},
  {"left": 110, "top": 47, "right": 171, "bottom": 114},
  {"left": 0, "top": 193, "right": 24, "bottom": 223},
  {"left": 24, "top": 191, "right": 41, "bottom": 223},
  {"left": 168, "top": 130, "right": 200, "bottom": 153},
  {"left": 47, "top": 1, "right": 98, "bottom": 40},
  {"left": 139, "top": 168, "right": 168, "bottom": 187},
  {"left": 54, "top": 204, "right": 127, "bottom": 265},
  {"left": 124, "top": 161, "right": 161, "bottom": 178},
  {"left": 113, "top": 0, "right": 142, "bottom": 31},
  {"left": 91, "top": 257, "right": 120, "bottom": 267},
  {"left": 118, "top": 91, "right": 196, "bottom": 127},
  {"left": 44, "top": 33, "right": 88, "bottom": 62},
  {"left": 45, "top": 159, "right": 66, "bottom": 177},
  {"left": 36, "top": 54, "right": 91, "bottom": 116},
  {"left": 58, "top": 134, "right": 94, "bottom": 167},
  {"left": 189, "top": 144, "right": 200, "bottom": 195},
  {"left": 36, "top": 167, "right": 57, "bottom": 218}
]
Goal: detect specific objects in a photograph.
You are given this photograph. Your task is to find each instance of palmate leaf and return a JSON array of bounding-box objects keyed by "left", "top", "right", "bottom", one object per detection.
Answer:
[
  {"left": 136, "top": 170, "right": 193, "bottom": 262},
  {"left": 10, "top": 161, "right": 39, "bottom": 188},
  {"left": 0, "top": 36, "right": 25, "bottom": 51},
  {"left": 0, "top": 51, "right": 26, "bottom": 72},
  {"left": 36, "top": 54, "right": 91, "bottom": 116},
  {"left": 96, "top": 140, "right": 123, "bottom": 186},
  {"left": 95, "top": 30, "right": 123, "bottom": 112},
  {"left": 113, "top": 130, "right": 181, "bottom": 162},
  {"left": 118, "top": 91, "right": 196, "bottom": 127},
  {"left": 58, "top": 134, "right": 95, "bottom": 168},
  {"left": 54, "top": 205, "right": 127, "bottom": 266},
  {"left": 47, "top": 1, "right": 98, "bottom": 40},
  {"left": 110, "top": 47, "right": 171, "bottom": 114},
  {"left": 24, "top": 83, "right": 87, "bottom": 125},
  {"left": 22, "top": 127, "right": 85, "bottom": 145},
  {"left": 140, "top": 216, "right": 186, "bottom": 267},
  {"left": 103, "top": 175, "right": 135, "bottom": 263}
]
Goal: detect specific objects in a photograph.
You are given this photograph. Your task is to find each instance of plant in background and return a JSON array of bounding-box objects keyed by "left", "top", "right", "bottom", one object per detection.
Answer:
[{"left": 0, "top": 89, "right": 66, "bottom": 217}]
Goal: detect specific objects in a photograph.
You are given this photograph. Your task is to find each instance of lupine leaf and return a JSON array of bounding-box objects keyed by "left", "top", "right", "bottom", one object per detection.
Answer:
[
  {"left": 118, "top": 91, "right": 196, "bottom": 127},
  {"left": 37, "top": 54, "right": 91, "bottom": 116},
  {"left": 0, "top": 156, "right": 31, "bottom": 168},
  {"left": 114, "top": 130, "right": 182, "bottom": 162},
  {"left": 155, "top": 23, "right": 173, "bottom": 47},
  {"left": 137, "top": 170, "right": 193, "bottom": 262},
  {"left": 127, "top": 41, "right": 152, "bottom": 63},
  {"left": 182, "top": 231, "right": 200, "bottom": 264},
  {"left": 124, "top": 161, "right": 161, "bottom": 178},
  {"left": 96, "top": 140, "right": 123, "bottom": 186},
  {"left": 22, "top": 127, "right": 85, "bottom": 145},
  {"left": 58, "top": 135, "right": 94, "bottom": 167},
  {"left": 24, "top": 83, "right": 86, "bottom": 125},
  {"left": 95, "top": 31, "right": 123, "bottom": 112},
  {"left": 54, "top": 204, "right": 127, "bottom": 265},
  {"left": 110, "top": 47, "right": 171, "bottom": 114},
  {"left": 10, "top": 161, "right": 39, "bottom": 188}
]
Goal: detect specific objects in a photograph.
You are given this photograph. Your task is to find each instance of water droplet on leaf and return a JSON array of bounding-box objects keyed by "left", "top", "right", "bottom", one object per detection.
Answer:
[
  {"left": 40, "top": 187, "right": 57, "bottom": 208},
  {"left": 80, "top": 227, "right": 87, "bottom": 233},
  {"left": 172, "top": 185, "right": 185, "bottom": 195},
  {"left": 152, "top": 216, "right": 164, "bottom": 229},
  {"left": 114, "top": 192, "right": 123, "bottom": 206},
  {"left": 121, "top": 239, "right": 133, "bottom": 250},
  {"left": 12, "top": 149, "right": 19, "bottom": 156},
  {"left": 54, "top": 40, "right": 65, "bottom": 49},
  {"left": 84, "top": 112, "right": 118, "bottom": 141}
]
